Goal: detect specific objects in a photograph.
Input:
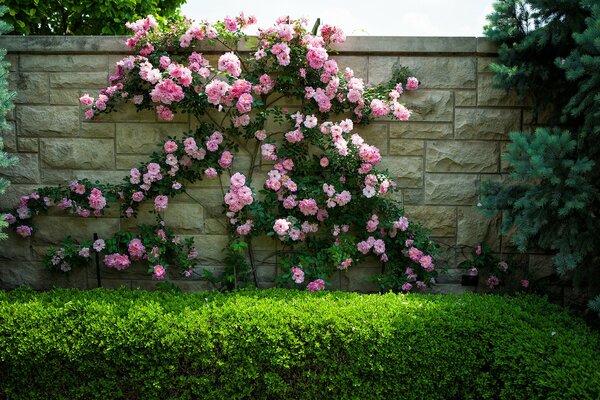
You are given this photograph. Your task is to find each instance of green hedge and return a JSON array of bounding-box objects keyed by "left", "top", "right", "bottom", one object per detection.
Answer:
[{"left": 0, "top": 288, "right": 598, "bottom": 399}]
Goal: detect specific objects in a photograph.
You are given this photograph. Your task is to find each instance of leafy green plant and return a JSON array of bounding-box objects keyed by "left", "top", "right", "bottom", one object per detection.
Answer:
[
  {"left": 0, "top": 5, "right": 16, "bottom": 240},
  {"left": 2, "top": 0, "right": 185, "bottom": 35},
  {"left": 481, "top": 0, "right": 600, "bottom": 313},
  {"left": 0, "top": 288, "right": 599, "bottom": 399}
]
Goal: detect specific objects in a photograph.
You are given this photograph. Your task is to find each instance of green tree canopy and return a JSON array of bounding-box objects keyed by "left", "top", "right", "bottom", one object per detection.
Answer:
[{"left": 3, "top": 0, "right": 185, "bottom": 35}]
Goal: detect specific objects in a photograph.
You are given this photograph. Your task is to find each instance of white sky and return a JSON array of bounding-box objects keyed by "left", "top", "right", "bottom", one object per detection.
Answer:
[{"left": 181, "top": 0, "right": 496, "bottom": 36}]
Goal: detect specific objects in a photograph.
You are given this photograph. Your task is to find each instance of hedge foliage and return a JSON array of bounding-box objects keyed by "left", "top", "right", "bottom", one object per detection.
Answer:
[{"left": 0, "top": 288, "right": 599, "bottom": 399}]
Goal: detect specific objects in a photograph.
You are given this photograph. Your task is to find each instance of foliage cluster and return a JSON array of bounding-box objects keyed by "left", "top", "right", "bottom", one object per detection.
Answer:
[
  {"left": 0, "top": 288, "right": 598, "bottom": 400},
  {"left": 2, "top": 0, "right": 185, "bottom": 35},
  {"left": 481, "top": 0, "right": 600, "bottom": 310}
]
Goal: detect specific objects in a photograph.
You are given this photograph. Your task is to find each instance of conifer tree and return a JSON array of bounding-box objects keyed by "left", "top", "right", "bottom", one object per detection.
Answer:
[
  {"left": 0, "top": 5, "right": 16, "bottom": 239},
  {"left": 481, "top": 1, "right": 599, "bottom": 281}
]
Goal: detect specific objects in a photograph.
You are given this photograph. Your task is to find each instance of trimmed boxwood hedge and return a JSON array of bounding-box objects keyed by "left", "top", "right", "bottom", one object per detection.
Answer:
[{"left": 0, "top": 288, "right": 599, "bottom": 399}]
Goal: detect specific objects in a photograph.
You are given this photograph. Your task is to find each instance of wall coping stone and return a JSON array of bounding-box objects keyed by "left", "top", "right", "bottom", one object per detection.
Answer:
[{"left": 0, "top": 35, "right": 498, "bottom": 55}]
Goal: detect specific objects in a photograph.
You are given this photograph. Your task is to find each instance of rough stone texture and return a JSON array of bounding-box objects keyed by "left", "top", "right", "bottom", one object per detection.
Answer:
[
  {"left": 0, "top": 37, "right": 543, "bottom": 294},
  {"left": 18, "top": 105, "right": 80, "bottom": 136},
  {"left": 425, "top": 174, "right": 479, "bottom": 205},
  {"left": 403, "top": 90, "right": 454, "bottom": 122},
  {"left": 477, "top": 73, "right": 525, "bottom": 107},
  {"left": 11, "top": 72, "right": 49, "bottom": 104},
  {"left": 116, "top": 123, "right": 189, "bottom": 153},
  {"left": 17, "top": 138, "right": 39, "bottom": 153},
  {"left": 456, "top": 206, "right": 500, "bottom": 250},
  {"left": 390, "top": 139, "right": 424, "bottom": 156},
  {"left": 0, "top": 153, "right": 40, "bottom": 183},
  {"left": 389, "top": 122, "right": 453, "bottom": 139},
  {"left": 400, "top": 57, "right": 476, "bottom": 89},
  {"left": 379, "top": 157, "right": 423, "bottom": 188},
  {"left": 40, "top": 138, "right": 115, "bottom": 169},
  {"left": 426, "top": 141, "right": 499, "bottom": 173},
  {"left": 404, "top": 205, "right": 456, "bottom": 237},
  {"left": 455, "top": 108, "right": 521, "bottom": 140},
  {"left": 20, "top": 54, "right": 109, "bottom": 72}
]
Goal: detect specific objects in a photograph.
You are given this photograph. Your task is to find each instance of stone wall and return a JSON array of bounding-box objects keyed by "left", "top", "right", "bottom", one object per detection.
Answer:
[{"left": 0, "top": 36, "right": 545, "bottom": 293}]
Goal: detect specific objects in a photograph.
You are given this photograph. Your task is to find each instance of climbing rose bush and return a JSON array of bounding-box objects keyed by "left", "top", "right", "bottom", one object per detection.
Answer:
[{"left": 2, "top": 13, "right": 438, "bottom": 292}]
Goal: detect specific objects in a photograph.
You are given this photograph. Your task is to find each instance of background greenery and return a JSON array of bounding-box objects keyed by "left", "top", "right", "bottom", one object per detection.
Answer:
[
  {"left": 481, "top": 0, "right": 600, "bottom": 313},
  {"left": 0, "top": 5, "right": 16, "bottom": 240},
  {"left": 2, "top": 0, "right": 185, "bottom": 35}
]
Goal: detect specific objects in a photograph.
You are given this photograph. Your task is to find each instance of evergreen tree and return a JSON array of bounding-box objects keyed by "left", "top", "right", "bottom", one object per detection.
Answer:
[
  {"left": 481, "top": 1, "right": 599, "bottom": 281},
  {"left": 0, "top": 5, "right": 16, "bottom": 239}
]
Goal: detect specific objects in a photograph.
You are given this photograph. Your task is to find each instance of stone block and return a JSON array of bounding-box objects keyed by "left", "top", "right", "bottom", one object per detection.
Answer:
[
  {"left": 0, "top": 184, "right": 39, "bottom": 209},
  {"left": 425, "top": 173, "right": 479, "bottom": 205},
  {"left": 399, "top": 56, "right": 476, "bottom": 89},
  {"left": 455, "top": 90, "right": 477, "bottom": 107},
  {"left": 0, "top": 153, "right": 40, "bottom": 183},
  {"left": 368, "top": 56, "right": 398, "bottom": 85},
  {"left": 404, "top": 205, "right": 456, "bottom": 237},
  {"left": 455, "top": 108, "right": 520, "bottom": 140},
  {"left": 80, "top": 122, "right": 115, "bottom": 138},
  {"left": 477, "top": 57, "right": 496, "bottom": 73},
  {"left": 477, "top": 73, "right": 526, "bottom": 107},
  {"left": 341, "top": 260, "right": 380, "bottom": 293},
  {"left": 164, "top": 202, "right": 205, "bottom": 233},
  {"left": 403, "top": 188, "right": 424, "bottom": 205},
  {"left": 5, "top": 54, "right": 17, "bottom": 72},
  {"left": 390, "top": 139, "right": 424, "bottom": 156},
  {"left": 20, "top": 54, "right": 109, "bottom": 72},
  {"left": 17, "top": 138, "right": 39, "bottom": 153},
  {"left": 0, "top": 261, "right": 87, "bottom": 290},
  {"left": 116, "top": 154, "right": 148, "bottom": 170},
  {"left": 332, "top": 55, "right": 368, "bottom": 79},
  {"left": 0, "top": 232, "right": 32, "bottom": 261},
  {"left": 1, "top": 121, "right": 17, "bottom": 152},
  {"left": 18, "top": 105, "right": 79, "bottom": 136},
  {"left": 205, "top": 218, "right": 228, "bottom": 234},
  {"left": 116, "top": 123, "right": 188, "bottom": 153},
  {"left": 358, "top": 122, "right": 388, "bottom": 155},
  {"left": 50, "top": 72, "right": 107, "bottom": 89},
  {"left": 11, "top": 72, "right": 49, "bottom": 104},
  {"left": 183, "top": 188, "right": 226, "bottom": 217},
  {"left": 40, "top": 138, "right": 114, "bottom": 169},
  {"left": 96, "top": 102, "right": 156, "bottom": 122},
  {"left": 403, "top": 90, "right": 453, "bottom": 122},
  {"left": 426, "top": 141, "right": 499, "bottom": 173},
  {"left": 50, "top": 89, "right": 81, "bottom": 105},
  {"left": 188, "top": 235, "right": 229, "bottom": 263},
  {"left": 529, "top": 254, "right": 555, "bottom": 280},
  {"left": 32, "top": 216, "right": 121, "bottom": 245},
  {"left": 379, "top": 157, "right": 423, "bottom": 188},
  {"left": 456, "top": 206, "right": 500, "bottom": 250}
]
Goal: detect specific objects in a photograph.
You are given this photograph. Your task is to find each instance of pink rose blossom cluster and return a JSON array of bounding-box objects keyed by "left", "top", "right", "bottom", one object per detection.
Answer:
[
  {"left": 320, "top": 24, "right": 346, "bottom": 44},
  {"left": 306, "top": 278, "right": 325, "bottom": 292},
  {"left": 224, "top": 172, "right": 253, "bottom": 212},
  {"left": 88, "top": 188, "right": 107, "bottom": 211},
  {"left": 218, "top": 52, "right": 242, "bottom": 77},
  {"left": 261, "top": 143, "right": 277, "bottom": 161},
  {"left": 406, "top": 246, "right": 435, "bottom": 272},
  {"left": 153, "top": 264, "right": 166, "bottom": 280},
  {"left": 104, "top": 253, "right": 131, "bottom": 270},
  {"left": 357, "top": 236, "right": 386, "bottom": 257},
  {"left": 291, "top": 267, "right": 305, "bottom": 284},
  {"left": 389, "top": 216, "right": 410, "bottom": 238},
  {"left": 265, "top": 166, "right": 297, "bottom": 193},
  {"left": 125, "top": 15, "right": 158, "bottom": 50},
  {"left": 128, "top": 238, "right": 146, "bottom": 260}
]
